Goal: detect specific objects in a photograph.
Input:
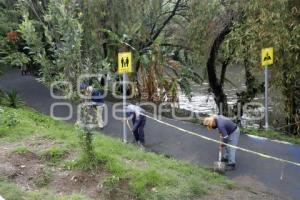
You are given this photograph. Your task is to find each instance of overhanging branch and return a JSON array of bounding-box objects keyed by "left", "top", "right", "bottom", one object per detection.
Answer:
[{"left": 141, "top": 0, "right": 183, "bottom": 52}]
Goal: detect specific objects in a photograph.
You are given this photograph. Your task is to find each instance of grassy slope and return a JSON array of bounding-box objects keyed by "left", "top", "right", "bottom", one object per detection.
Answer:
[
  {"left": 0, "top": 106, "right": 233, "bottom": 200},
  {"left": 243, "top": 128, "right": 300, "bottom": 145},
  {"left": 0, "top": 181, "right": 90, "bottom": 200}
]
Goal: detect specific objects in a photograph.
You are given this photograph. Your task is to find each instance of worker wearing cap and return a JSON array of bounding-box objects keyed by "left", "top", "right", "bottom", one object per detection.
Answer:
[
  {"left": 126, "top": 104, "right": 146, "bottom": 147},
  {"left": 203, "top": 115, "right": 240, "bottom": 170}
]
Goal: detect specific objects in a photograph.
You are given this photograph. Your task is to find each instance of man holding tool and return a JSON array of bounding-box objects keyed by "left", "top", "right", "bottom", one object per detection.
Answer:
[
  {"left": 125, "top": 104, "right": 146, "bottom": 148},
  {"left": 203, "top": 115, "right": 240, "bottom": 170}
]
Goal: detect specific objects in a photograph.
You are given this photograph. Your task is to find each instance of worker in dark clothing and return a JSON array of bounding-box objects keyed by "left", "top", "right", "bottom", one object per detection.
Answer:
[
  {"left": 125, "top": 104, "right": 146, "bottom": 148},
  {"left": 203, "top": 115, "right": 240, "bottom": 170}
]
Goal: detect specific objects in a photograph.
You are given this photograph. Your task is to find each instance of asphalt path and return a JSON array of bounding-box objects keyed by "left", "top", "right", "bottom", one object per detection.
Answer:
[{"left": 1, "top": 70, "right": 300, "bottom": 199}]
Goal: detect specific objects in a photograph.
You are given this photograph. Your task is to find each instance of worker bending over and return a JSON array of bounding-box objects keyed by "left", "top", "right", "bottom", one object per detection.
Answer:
[
  {"left": 125, "top": 104, "right": 146, "bottom": 148},
  {"left": 203, "top": 115, "right": 240, "bottom": 170}
]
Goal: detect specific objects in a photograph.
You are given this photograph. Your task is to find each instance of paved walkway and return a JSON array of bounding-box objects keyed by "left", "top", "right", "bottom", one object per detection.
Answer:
[{"left": 1, "top": 70, "right": 300, "bottom": 200}]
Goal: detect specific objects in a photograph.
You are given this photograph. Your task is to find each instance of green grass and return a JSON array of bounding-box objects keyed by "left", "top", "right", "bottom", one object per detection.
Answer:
[
  {"left": 33, "top": 168, "right": 53, "bottom": 188},
  {"left": 12, "top": 146, "right": 30, "bottom": 154},
  {"left": 0, "top": 106, "right": 233, "bottom": 200},
  {"left": 243, "top": 128, "right": 300, "bottom": 145},
  {"left": 0, "top": 180, "right": 91, "bottom": 200},
  {"left": 40, "top": 146, "right": 69, "bottom": 163}
]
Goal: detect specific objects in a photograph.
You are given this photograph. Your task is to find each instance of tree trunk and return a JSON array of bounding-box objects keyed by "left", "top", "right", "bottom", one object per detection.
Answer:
[
  {"left": 135, "top": 58, "right": 142, "bottom": 102},
  {"left": 206, "top": 25, "right": 231, "bottom": 115}
]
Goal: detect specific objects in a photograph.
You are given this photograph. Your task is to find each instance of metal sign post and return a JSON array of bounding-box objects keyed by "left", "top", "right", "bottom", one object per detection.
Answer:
[
  {"left": 261, "top": 47, "right": 273, "bottom": 130},
  {"left": 264, "top": 65, "right": 269, "bottom": 129},
  {"left": 122, "top": 73, "right": 127, "bottom": 143},
  {"left": 118, "top": 52, "right": 132, "bottom": 143}
]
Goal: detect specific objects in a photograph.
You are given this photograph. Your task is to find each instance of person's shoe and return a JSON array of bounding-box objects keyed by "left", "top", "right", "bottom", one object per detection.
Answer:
[
  {"left": 226, "top": 163, "right": 236, "bottom": 171},
  {"left": 221, "top": 158, "right": 228, "bottom": 163},
  {"left": 138, "top": 142, "right": 145, "bottom": 150}
]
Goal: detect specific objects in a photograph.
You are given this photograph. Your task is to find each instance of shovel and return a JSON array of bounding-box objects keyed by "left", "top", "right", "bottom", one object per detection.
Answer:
[
  {"left": 126, "top": 120, "right": 144, "bottom": 149},
  {"left": 126, "top": 120, "right": 133, "bottom": 134},
  {"left": 213, "top": 141, "right": 226, "bottom": 174}
]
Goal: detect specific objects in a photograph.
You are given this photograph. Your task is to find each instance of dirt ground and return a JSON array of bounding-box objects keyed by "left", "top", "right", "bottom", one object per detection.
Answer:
[
  {"left": 201, "top": 176, "right": 289, "bottom": 200},
  {"left": 0, "top": 139, "right": 102, "bottom": 199},
  {"left": 0, "top": 138, "right": 290, "bottom": 200}
]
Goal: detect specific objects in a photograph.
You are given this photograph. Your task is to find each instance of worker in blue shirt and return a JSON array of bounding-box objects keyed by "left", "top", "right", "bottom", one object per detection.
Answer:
[{"left": 203, "top": 115, "right": 240, "bottom": 170}]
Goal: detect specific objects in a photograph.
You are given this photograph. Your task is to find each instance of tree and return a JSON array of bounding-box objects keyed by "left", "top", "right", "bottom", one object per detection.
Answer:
[
  {"left": 187, "top": 0, "right": 241, "bottom": 115},
  {"left": 101, "top": 0, "right": 192, "bottom": 101},
  {"left": 17, "top": 0, "right": 83, "bottom": 87},
  {"left": 225, "top": 0, "right": 300, "bottom": 133},
  {"left": 0, "top": 0, "right": 25, "bottom": 70}
]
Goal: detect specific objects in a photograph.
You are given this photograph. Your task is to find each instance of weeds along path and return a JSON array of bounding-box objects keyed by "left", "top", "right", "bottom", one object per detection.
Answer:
[{"left": 1, "top": 69, "right": 300, "bottom": 200}]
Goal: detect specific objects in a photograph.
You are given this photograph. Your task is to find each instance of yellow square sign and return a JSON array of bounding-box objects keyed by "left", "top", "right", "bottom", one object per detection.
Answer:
[
  {"left": 261, "top": 48, "right": 274, "bottom": 66},
  {"left": 118, "top": 52, "right": 132, "bottom": 73}
]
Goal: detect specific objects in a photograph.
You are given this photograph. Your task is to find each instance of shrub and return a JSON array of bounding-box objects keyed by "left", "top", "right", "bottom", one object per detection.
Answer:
[
  {"left": 4, "top": 112, "right": 19, "bottom": 128},
  {"left": 76, "top": 127, "right": 97, "bottom": 168},
  {"left": 12, "top": 146, "right": 29, "bottom": 154},
  {"left": 0, "top": 89, "right": 5, "bottom": 105},
  {"left": 2, "top": 52, "right": 30, "bottom": 68},
  {"left": 33, "top": 168, "right": 53, "bottom": 187},
  {"left": 75, "top": 105, "right": 98, "bottom": 169},
  {"left": 40, "top": 146, "right": 68, "bottom": 163},
  {"left": 5, "top": 89, "right": 23, "bottom": 108}
]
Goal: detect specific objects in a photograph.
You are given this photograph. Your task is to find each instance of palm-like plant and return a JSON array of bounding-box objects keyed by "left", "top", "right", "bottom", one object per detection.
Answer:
[{"left": 5, "top": 89, "right": 23, "bottom": 108}]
